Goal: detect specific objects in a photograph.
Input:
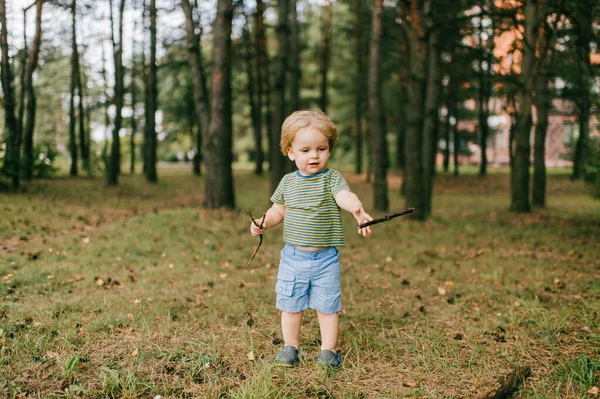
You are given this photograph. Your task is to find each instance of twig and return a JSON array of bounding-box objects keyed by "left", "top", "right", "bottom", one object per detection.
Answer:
[
  {"left": 246, "top": 210, "right": 265, "bottom": 266},
  {"left": 358, "top": 208, "right": 415, "bottom": 228}
]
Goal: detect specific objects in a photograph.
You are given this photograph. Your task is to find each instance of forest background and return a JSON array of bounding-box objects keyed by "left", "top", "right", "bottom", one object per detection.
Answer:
[{"left": 0, "top": 0, "right": 599, "bottom": 397}]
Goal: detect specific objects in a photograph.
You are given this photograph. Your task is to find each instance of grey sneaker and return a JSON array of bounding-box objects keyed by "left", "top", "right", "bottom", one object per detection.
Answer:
[
  {"left": 274, "top": 346, "right": 300, "bottom": 367},
  {"left": 317, "top": 350, "right": 341, "bottom": 368}
]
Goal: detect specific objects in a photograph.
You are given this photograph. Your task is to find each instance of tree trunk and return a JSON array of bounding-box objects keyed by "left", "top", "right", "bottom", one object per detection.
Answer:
[
  {"left": 22, "top": 0, "right": 43, "bottom": 181},
  {"left": 354, "top": 0, "right": 364, "bottom": 175},
  {"left": 571, "top": 1, "right": 592, "bottom": 180},
  {"left": 532, "top": 3, "right": 550, "bottom": 207},
  {"left": 422, "top": 29, "right": 440, "bottom": 216},
  {"left": 270, "top": 0, "right": 290, "bottom": 193},
  {"left": 0, "top": 0, "right": 20, "bottom": 188},
  {"left": 476, "top": 14, "right": 492, "bottom": 177},
  {"left": 129, "top": 0, "right": 139, "bottom": 175},
  {"left": 319, "top": 1, "right": 332, "bottom": 113},
  {"left": 443, "top": 76, "right": 455, "bottom": 173},
  {"left": 368, "top": 0, "right": 388, "bottom": 211},
  {"left": 181, "top": 0, "right": 210, "bottom": 177},
  {"left": 254, "top": 0, "right": 267, "bottom": 172},
  {"left": 511, "top": 0, "right": 536, "bottom": 212},
  {"left": 242, "top": 14, "right": 263, "bottom": 176},
  {"left": 108, "top": 0, "right": 126, "bottom": 185},
  {"left": 397, "top": 39, "right": 408, "bottom": 172},
  {"left": 145, "top": 0, "right": 157, "bottom": 182},
  {"left": 77, "top": 49, "right": 89, "bottom": 173},
  {"left": 289, "top": 0, "right": 300, "bottom": 114},
  {"left": 204, "top": 0, "right": 235, "bottom": 208},
  {"left": 17, "top": 9, "right": 27, "bottom": 174},
  {"left": 403, "top": 0, "right": 427, "bottom": 220},
  {"left": 69, "top": 0, "right": 78, "bottom": 177}
]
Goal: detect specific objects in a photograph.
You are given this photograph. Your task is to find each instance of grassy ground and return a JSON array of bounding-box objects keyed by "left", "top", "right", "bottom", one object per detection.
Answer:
[{"left": 1, "top": 165, "right": 599, "bottom": 398}]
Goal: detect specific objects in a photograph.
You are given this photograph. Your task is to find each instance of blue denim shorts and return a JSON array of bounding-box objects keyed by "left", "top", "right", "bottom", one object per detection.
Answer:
[{"left": 275, "top": 244, "right": 341, "bottom": 315}]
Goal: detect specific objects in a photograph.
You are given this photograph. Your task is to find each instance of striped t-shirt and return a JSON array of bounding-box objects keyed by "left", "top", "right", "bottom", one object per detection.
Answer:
[{"left": 270, "top": 168, "right": 350, "bottom": 247}]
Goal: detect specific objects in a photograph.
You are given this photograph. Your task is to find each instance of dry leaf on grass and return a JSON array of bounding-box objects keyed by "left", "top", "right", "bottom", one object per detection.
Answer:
[
  {"left": 588, "top": 387, "right": 599, "bottom": 396},
  {"left": 247, "top": 351, "right": 255, "bottom": 361}
]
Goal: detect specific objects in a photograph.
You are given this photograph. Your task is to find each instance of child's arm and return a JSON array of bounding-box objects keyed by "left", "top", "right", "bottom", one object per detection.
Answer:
[
  {"left": 334, "top": 190, "right": 373, "bottom": 236},
  {"left": 250, "top": 203, "right": 285, "bottom": 236}
]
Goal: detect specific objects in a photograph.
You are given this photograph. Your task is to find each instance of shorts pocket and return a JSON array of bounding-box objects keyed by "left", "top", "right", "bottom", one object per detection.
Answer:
[{"left": 275, "top": 273, "right": 296, "bottom": 297}]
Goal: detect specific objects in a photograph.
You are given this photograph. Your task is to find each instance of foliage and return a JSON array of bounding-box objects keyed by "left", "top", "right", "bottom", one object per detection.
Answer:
[{"left": 32, "top": 142, "right": 60, "bottom": 178}]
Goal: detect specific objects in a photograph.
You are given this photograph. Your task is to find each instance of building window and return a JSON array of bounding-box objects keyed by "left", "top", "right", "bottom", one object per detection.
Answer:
[{"left": 563, "top": 122, "right": 580, "bottom": 144}]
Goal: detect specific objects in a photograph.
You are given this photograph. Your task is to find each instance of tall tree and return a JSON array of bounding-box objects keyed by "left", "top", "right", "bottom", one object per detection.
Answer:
[
  {"left": 571, "top": 0, "right": 593, "bottom": 180},
  {"left": 145, "top": 0, "right": 157, "bottom": 182},
  {"left": 203, "top": 0, "right": 235, "bottom": 208},
  {"left": 108, "top": 0, "right": 126, "bottom": 185},
  {"left": 77, "top": 46, "right": 89, "bottom": 173},
  {"left": 512, "top": 0, "right": 537, "bottom": 212},
  {"left": 129, "top": 0, "right": 139, "bottom": 174},
  {"left": 369, "top": 0, "right": 388, "bottom": 211},
  {"left": 241, "top": 10, "right": 263, "bottom": 175},
  {"left": 476, "top": 5, "right": 495, "bottom": 176},
  {"left": 181, "top": 0, "right": 210, "bottom": 176},
  {"left": 270, "top": 0, "right": 290, "bottom": 193},
  {"left": 422, "top": 26, "right": 440, "bottom": 216},
  {"left": 22, "top": 0, "right": 44, "bottom": 181},
  {"left": 254, "top": 0, "right": 268, "bottom": 171},
  {"left": 319, "top": 0, "right": 332, "bottom": 113},
  {"left": 532, "top": 0, "right": 555, "bottom": 207},
  {"left": 0, "top": 0, "right": 20, "bottom": 188},
  {"left": 402, "top": 0, "right": 427, "bottom": 220},
  {"left": 69, "top": 0, "right": 79, "bottom": 176},
  {"left": 289, "top": 0, "right": 300, "bottom": 113},
  {"left": 354, "top": 0, "right": 364, "bottom": 175}
]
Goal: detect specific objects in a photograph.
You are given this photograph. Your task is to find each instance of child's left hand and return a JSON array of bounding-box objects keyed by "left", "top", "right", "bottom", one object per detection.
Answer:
[{"left": 353, "top": 207, "right": 373, "bottom": 237}]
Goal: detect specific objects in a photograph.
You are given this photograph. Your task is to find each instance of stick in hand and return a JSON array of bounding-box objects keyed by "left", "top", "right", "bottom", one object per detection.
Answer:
[
  {"left": 246, "top": 210, "right": 266, "bottom": 266},
  {"left": 358, "top": 207, "right": 415, "bottom": 229}
]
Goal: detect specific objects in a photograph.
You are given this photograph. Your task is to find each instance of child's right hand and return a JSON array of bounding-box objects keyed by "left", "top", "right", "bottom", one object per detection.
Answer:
[{"left": 250, "top": 218, "right": 267, "bottom": 236}]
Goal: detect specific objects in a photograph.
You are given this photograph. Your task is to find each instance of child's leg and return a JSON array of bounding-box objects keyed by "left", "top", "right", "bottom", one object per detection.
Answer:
[
  {"left": 281, "top": 311, "right": 303, "bottom": 349},
  {"left": 316, "top": 311, "right": 339, "bottom": 352}
]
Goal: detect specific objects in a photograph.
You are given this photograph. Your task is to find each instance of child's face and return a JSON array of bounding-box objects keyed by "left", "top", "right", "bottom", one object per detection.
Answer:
[{"left": 287, "top": 127, "right": 331, "bottom": 176}]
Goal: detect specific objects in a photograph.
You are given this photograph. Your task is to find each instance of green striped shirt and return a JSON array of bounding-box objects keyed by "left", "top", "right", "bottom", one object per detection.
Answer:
[{"left": 271, "top": 168, "right": 350, "bottom": 247}]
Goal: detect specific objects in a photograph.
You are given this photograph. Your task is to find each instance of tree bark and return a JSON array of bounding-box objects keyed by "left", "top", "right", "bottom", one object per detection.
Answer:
[
  {"left": 0, "top": 0, "right": 20, "bottom": 188},
  {"left": 129, "top": 0, "right": 139, "bottom": 175},
  {"left": 289, "top": 0, "right": 300, "bottom": 114},
  {"left": 22, "top": 0, "right": 44, "bottom": 181},
  {"left": 403, "top": 0, "right": 427, "bottom": 220},
  {"left": 204, "top": 0, "right": 235, "bottom": 208},
  {"left": 254, "top": 0, "right": 267, "bottom": 171},
  {"left": 532, "top": 1, "right": 550, "bottom": 207},
  {"left": 181, "top": 0, "right": 210, "bottom": 177},
  {"left": 270, "top": 0, "right": 290, "bottom": 193},
  {"left": 319, "top": 1, "right": 332, "bottom": 113},
  {"left": 145, "top": 0, "right": 157, "bottom": 182},
  {"left": 242, "top": 13, "right": 263, "bottom": 176},
  {"left": 512, "top": 0, "right": 536, "bottom": 212},
  {"left": 69, "top": 0, "right": 78, "bottom": 177},
  {"left": 17, "top": 9, "right": 27, "bottom": 174},
  {"left": 369, "top": 0, "right": 388, "bottom": 211},
  {"left": 354, "top": 0, "right": 364, "bottom": 175},
  {"left": 571, "top": 0, "right": 592, "bottom": 181},
  {"left": 77, "top": 48, "right": 89, "bottom": 173},
  {"left": 423, "top": 29, "right": 440, "bottom": 216}
]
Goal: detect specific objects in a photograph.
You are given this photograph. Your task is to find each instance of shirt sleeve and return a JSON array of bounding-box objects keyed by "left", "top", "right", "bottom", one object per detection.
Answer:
[
  {"left": 270, "top": 175, "right": 287, "bottom": 204},
  {"left": 329, "top": 170, "right": 351, "bottom": 197}
]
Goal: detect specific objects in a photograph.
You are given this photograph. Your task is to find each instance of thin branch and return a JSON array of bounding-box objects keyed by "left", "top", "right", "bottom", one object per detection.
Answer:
[
  {"left": 358, "top": 208, "right": 415, "bottom": 229},
  {"left": 246, "top": 210, "right": 266, "bottom": 266}
]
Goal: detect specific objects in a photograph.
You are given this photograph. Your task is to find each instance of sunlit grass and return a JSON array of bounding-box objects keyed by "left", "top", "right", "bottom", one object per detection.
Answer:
[{"left": 0, "top": 164, "right": 598, "bottom": 398}]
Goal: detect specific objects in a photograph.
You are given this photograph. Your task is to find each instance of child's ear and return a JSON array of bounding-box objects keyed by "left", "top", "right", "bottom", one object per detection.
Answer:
[{"left": 287, "top": 150, "right": 295, "bottom": 161}]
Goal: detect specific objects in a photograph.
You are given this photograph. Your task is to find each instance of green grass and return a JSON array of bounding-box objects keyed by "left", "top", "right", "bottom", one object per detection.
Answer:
[{"left": 1, "top": 165, "right": 599, "bottom": 398}]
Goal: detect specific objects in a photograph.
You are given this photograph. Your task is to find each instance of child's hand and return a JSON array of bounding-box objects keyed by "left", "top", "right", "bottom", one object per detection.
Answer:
[
  {"left": 250, "top": 217, "right": 267, "bottom": 236},
  {"left": 353, "top": 207, "right": 373, "bottom": 237}
]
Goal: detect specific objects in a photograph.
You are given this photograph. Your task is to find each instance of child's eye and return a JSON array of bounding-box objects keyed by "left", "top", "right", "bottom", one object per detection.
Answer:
[
  {"left": 301, "top": 149, "right": 309, "bottom": 153},
  {"left": 319, "top": 148, "right": 327, "bottom": 151}
]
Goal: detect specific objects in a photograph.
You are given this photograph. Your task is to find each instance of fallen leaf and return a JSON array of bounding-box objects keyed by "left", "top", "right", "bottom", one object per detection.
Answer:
[
  {"left": 168, "top": 263, "right": 175, "bottom": 269},
  {"left": 438, "top": 287, "right": 447, "bottom": 295},
  {"left": 83, "top": 237, "right": 90, "bottom": 244},
  {"left": 95, "top": 278, "right": 104, "bottom": 286},
  {"left": 127, "top": 313, "right": 134, "bottom": 319},
  {"left": 47, "top": 275, "right": 54, "bottom": 280},
  {"left": 445, "top": 281, "right": 455, "bottom": 287},
  {"left": 247, "top": 351, "right": 255, "bottom": 361},
  {"left": 588, "top": 387, "right": 599, "bottom": 396},
  {"left": 131, "top": 348, "right": 138, "bottom": 357},
  {"left": 219, "top": 273, "right": 228, "bottom": 279},
  {"left": 403, "top": 380, "right": 417, "bottom": 387},
  {"left": 386, "top": 256, "right": 393, "bottom": 262}
]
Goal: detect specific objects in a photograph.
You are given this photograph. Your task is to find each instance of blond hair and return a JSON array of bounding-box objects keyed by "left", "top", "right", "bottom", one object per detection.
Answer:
[{"left": 280, "top": 109, "right": 338, "bottom": 155}]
